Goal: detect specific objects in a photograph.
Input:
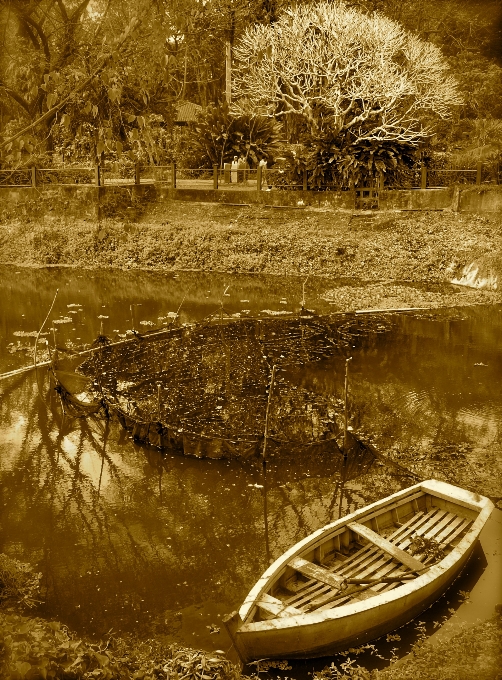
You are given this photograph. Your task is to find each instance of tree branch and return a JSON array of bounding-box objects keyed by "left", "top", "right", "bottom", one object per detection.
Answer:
[
  {"left": 0, "top": 83, "right": 32, "bottom": 115},
  {"left": 19, "top": 13, "right": 52, "bottom": 65},
  {"left": 0, "top": 16, "right": 143, "bottom": 150}
]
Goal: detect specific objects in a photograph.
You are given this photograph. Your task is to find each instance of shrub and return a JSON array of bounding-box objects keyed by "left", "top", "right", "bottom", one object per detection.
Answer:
[
  {"left": 0, "top": 554, "right": 42, "bottom": 608},
  {"left": 189, "top": 101, "right": 282, "bottom": 168}
]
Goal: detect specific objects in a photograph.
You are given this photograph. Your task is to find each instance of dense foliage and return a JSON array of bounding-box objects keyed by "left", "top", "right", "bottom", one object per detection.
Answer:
[
  {"left": 0, "top": 554, "right": 42, "bottom": 609},
  {"left": 0, "top": 0, "right": 500, "bottom": 184},
  {"left": 0, "top": 552, "right": 251, "bottom": 680},
  {"left": 0, "top": 612, "right": 251, "bottom": 680},
  {"left": 188, "top": 100, "right": 282, "bottom": 167}
]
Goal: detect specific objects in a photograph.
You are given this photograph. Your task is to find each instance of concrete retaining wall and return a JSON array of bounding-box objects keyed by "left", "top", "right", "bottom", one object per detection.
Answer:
[
  {"left": 458, "top": 187, "right": 502, "bottom": 213},
  {"left": 156, "top": 186, "right": 354, "bottom": 209},
  {"left": 1, "top": 183, "right": 500, "bottom": 219},
  {"left": 379, "top": 188, "right": 454, "bottom": 211},
  {"left": 0, "top": 184, "right": 156, "bottom": 221}
]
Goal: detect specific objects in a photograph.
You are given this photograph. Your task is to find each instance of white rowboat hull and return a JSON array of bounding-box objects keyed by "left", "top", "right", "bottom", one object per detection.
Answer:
[{"left": 225, "top": 480, "right": 493, "bottom": 661}]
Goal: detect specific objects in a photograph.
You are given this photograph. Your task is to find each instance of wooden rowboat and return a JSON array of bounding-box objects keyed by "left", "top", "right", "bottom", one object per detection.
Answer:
[{"left": 224, "top": 479, "right": 493, "bottom": 662}]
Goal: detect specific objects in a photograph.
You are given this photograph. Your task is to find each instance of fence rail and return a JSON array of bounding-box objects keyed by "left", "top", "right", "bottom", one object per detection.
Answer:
[
  {"left": 0, "top": 169, "right": 33, "bottom": 187},
  {"left": 0, "top": 160, "right": 499, "bottom": 191}
]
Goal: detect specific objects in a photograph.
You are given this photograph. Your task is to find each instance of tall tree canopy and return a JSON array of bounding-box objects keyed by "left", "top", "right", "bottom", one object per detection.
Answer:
[{"left": 232, "top": 1, "right": 462, "bottom": 147}]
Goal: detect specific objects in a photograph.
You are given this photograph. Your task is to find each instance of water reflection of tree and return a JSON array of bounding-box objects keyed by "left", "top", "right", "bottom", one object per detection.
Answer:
[
  {"left": 0, "top": 267, "right": 331, "bottom": 337},
  {"left": 0, "top": 369, "right": 386, "bottom": 641},
  {"left": 2, "top": 303, "right": 500, "bottom": 644},
  {"left": 294, "top": 315, "right": 502, "bottom": 493}
]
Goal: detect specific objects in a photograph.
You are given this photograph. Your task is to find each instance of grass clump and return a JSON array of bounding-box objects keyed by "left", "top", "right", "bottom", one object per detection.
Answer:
[
  {"left": 314, "top": 617, "right": 502, "bottom": 680},
  {"left": 0, "top": 553, "right": 42, "bottom": 608},
  {"left": 0, "top": 612, "right": 256, "bottom": 680}
]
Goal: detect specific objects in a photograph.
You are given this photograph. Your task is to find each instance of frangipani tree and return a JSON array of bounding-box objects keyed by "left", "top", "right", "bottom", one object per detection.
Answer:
[{"left": 232, "top": 1, "right": 462, "bottom": 185}]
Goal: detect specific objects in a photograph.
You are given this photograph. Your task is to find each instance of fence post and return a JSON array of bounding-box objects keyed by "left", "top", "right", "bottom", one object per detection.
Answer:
[
  {"left": 379, "top": 171, "right": 384, "bottom": 191},
  {"left": 257, "top": 164, "right": 262, "bottom": 191},
  {"left": 170, "top": 162, "right": 176, "bottom": 189},
  {"left": 303, "top": 168, "right": 308, "bottom": 191},
  {"left": 135, "top": 163, "right": 141, "bottom": 185},
  {"left": 31, "top": 166, "right": 37, "bottom": 188},
  {"left": 420, "top": 165, "right": 427, "bottom": 190},
  {"left": 213, "top": 164, "right": 218, "bottom": 190},
  {"left": 476, "top": 161, "right": 482, "bottom": 186},
  {"left": 94, "top": 165, "right": 101, "bottom": 187}
]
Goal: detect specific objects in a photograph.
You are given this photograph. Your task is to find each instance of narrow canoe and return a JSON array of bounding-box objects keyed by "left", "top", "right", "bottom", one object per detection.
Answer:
[{"left": 224, "top": 479, "right": 493, "bottom": 662}]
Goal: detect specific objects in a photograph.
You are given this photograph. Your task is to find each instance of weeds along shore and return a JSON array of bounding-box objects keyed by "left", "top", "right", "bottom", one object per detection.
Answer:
[{"left": 1, "top": 203, "right": 501, "bottom": 311}]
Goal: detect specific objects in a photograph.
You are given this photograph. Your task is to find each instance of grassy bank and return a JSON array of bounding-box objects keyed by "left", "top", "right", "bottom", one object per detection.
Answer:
[
  {"left": 313, "top": 617, "right": 502, "bottom": 680},
  {"left": 2, "top": 607, "right": 500, "bottom": 680},
  {"left": 0, "top": 202, "right": 501, "bottom": 310},
  {"left": 2, "top": 540, "right": 500, "bottom": 680}
]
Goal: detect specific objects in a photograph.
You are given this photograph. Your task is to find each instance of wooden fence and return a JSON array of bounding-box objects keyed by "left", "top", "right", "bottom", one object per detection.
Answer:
[{"left": 0, "top": 161, "right": 499, "bottom": 190}]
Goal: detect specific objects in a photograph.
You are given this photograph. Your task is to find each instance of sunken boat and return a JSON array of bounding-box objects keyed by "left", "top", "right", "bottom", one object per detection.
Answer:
[{"left": 51, "top": 311, "right": 393, "bottom": 460}]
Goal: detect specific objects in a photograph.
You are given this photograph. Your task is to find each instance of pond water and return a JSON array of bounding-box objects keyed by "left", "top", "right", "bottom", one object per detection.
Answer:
[{"left": 0, "top": 266, "right": 501, "bottom": 677}]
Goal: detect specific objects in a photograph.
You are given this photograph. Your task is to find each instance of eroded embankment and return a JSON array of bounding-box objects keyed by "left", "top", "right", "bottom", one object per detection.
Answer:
[{"left": 0, "top": 203, "right": 501, "bottom": 310}]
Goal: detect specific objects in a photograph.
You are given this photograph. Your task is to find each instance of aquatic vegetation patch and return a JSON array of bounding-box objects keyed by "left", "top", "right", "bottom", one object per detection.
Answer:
[
  {"left": 314, "top": 617, "right": 502, "bottom": 680},
  {"left": 0, "top": 612, "right": 255, "bottom": 680},
  {"left": 0, "top": 554, "right": 42, "bottom": 608}
]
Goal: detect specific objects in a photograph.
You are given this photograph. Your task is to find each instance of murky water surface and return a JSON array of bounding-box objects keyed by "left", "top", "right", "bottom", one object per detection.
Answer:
[{"left": 0, "top": 267, "right": 501, "bottom": 676}]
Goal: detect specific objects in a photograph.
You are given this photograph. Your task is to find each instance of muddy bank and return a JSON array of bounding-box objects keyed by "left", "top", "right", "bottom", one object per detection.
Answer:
[{"left": 0, "top": 203, "right": 500, "bottom": 310}]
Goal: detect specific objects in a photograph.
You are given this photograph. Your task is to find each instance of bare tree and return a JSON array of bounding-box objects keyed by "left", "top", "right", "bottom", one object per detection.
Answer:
[{"left": 232, "top": 1, "right": 462, "bottom": 147}]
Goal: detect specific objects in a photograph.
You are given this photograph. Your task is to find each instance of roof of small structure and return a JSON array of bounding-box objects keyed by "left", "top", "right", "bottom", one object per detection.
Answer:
[{"left": 175, "top": 100, "right": 202, "bottom": 124}]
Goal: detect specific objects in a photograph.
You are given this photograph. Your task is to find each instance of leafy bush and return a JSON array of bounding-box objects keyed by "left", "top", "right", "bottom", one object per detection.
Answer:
[
  {"left": 273, "top": 129, "right": 421, "bottom": 190},
  {"left": 188, "top": 101, "right": 282, "bottom": 168},
  {"left": 313, "top": 617, "right": 502, "bottom": 680},
  {"left": 0, "top": 612, "right": 254, "bottom": 680},
  {"left": 0, "top": 554, "right": 41, "bottom": 608}
]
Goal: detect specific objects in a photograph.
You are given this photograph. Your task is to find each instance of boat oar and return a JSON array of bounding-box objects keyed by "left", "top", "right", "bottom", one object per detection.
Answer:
[
  {"left": 340, "top": 560, "right": 438, "bottom": 588},
  {"left": 345, "top": 574, "right": 416, "bottom": 585},
  {"left": 308, "top": 561, "right": 441, "bottom": 611}
]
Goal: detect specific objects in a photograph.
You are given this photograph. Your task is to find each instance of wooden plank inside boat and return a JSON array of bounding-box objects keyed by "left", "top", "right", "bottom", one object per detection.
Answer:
[
  {"left": 347, "top": 521, "right": 426, "bottom": 572},
  {"left": 288, "top": 557, "right": 346, "bottom": 589},
  {"left": 284, "top": 509, "right": 431, "bottom": 611}
]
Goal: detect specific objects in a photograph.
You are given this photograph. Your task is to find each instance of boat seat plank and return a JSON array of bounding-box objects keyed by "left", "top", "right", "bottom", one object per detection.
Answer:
[
  {"left": 288, "top": 557, "right": 346, "bottom": 589},
  {"left": 308, "top": 556, "right": 412, "bottom": 612},
  {"left": 285, "top": 546, "right": 384, "bottom": 608},
  {"left": 284, "top": 508, "right": 444, "bottom": 609},
  {"left": 302, "top": 507, "right": 454, "bottom": 613},
  {"left": 256, "top": 593, "right": 303, "bottom": 618},
  {"left": 348, "top": 522, "right": 426, "bottom": 572},
  {"left": 284, "top": 510, "right": 433, "bottom": 608},
  {"left": 333, "top": 510, "right": 440, "bottom": 582},
  {"left": 334, "top": 509, "right": 437, "bottom": 578},
  {"left": 315, "top": 561, "right": 412, "bottom": 611}
]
